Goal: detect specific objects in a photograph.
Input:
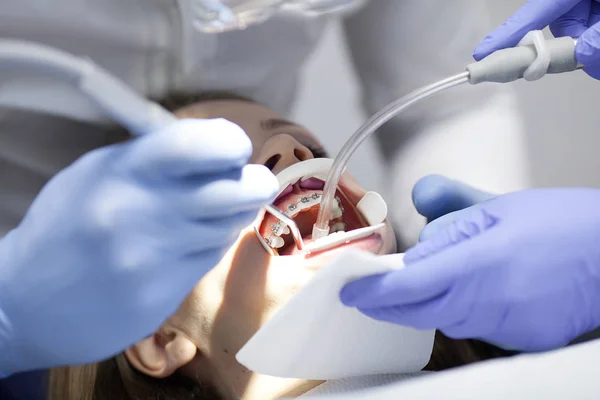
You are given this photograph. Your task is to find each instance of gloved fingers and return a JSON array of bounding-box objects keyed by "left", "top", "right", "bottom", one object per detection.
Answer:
[
  {"left": 578, "top": 4, "right": 600, "bottom": 78},
  {"left": 591, "top": 1, "right": 600, "bottom": 23},
  {"left": 340, "top": 258, "right": 456, "bottom": 308},
  {"left": 441, "top": 305, "right": 509, "bottom": 340},
  {"left": 356, "top": 290, "right": 466, "bottom": 331},
  {"left": 132, "top": 248, "right": 227, "bottom": 314},
  {"left": 342, "top": 223, "right": 497, "bottom": 308},
  {"left": 406, "top": 208, "right": 499, "bottom": 264},
  {"left": 103, "top": 209, "right": 255, "bottom": 273},
  {"left": 180, "top": 210, "right": 259, "bottom": 252},
  {"left": 419, "top": 209, "right": 473, "bottom": 242},
  {"left": 125, "top": 118, "right": 253, "bottom": 179},
  {"left": 165, "top": 164, "right": 278, "bottom": 219},
  {"left": 484, "top": 328, "right": 571, "bottom": 352},
  {"left": 473, "top": 0, "right": 580, "bottom": 60},
  {"left": 412, "top": 175, "right": 495, "bottom": 222},
  {"left": 577, "top": 19, "right": 600, "bottom": 67},
  {"left": 549, "top": 0, "right": 591, "bottom": 37},
  {"left": 356, "top": 307, "right": 433, "bottom": 330}
]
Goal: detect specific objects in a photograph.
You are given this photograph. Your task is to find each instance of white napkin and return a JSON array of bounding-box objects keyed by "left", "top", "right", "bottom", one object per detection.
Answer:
[{"left": 236, "top": 249, "right": 435, "bottom": 380}]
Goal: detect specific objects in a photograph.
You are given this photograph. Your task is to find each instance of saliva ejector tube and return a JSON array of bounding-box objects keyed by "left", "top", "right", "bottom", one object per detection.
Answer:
[{"left": 312, "top": 31, "right": 582, "bottom": 241}]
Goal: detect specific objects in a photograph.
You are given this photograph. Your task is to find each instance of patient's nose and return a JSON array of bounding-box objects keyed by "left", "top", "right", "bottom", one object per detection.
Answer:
[{"left": 256, "top": 134, "right": 314, "bottom": 175}]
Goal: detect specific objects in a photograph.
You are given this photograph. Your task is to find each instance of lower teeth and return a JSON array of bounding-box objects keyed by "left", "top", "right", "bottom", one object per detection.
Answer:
[{"left": 331, "top": 222, "right": 346, "bottom": 233}]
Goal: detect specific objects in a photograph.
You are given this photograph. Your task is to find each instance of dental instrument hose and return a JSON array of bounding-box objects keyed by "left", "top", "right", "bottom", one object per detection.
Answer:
[
  {"left": 0, "top": 40, "right": 176, "bottom": 135},
  {"left": 312, "top": 35, "right": 582, "bottom": 240}
]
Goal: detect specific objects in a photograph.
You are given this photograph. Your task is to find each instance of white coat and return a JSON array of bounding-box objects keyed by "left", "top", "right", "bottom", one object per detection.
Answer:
[{"left": 0, "top": 0, "right": 530, "bottom": 240}]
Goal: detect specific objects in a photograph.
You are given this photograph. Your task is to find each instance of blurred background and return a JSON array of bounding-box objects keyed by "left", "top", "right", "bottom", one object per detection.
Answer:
[{"left": 292, "top": 0, "right": 600, "bottom": 195}]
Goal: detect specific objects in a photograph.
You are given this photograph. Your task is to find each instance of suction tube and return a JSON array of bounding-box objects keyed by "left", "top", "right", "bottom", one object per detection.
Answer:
[
  {"left": 0, "top": 40, "right": 176, "bottom": 135},
  {"left": 312, "top": 33, "right": 581, "bottom": 241},
  {"left": 311, "top": 72, "right": 470, "bottom": 240}
]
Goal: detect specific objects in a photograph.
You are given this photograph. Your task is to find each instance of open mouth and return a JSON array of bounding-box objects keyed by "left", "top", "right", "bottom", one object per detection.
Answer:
[{"left": 255, "top": 159, "right": 387, "bottom": 256}]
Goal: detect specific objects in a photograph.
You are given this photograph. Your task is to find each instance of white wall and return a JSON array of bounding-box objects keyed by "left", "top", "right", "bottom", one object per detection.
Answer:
[{"left": 292, "top": 1, "right": 600, "bottom": 192}]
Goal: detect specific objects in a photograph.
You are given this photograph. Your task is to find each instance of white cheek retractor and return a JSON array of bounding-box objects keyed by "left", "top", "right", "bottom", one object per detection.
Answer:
[{"left": 255, "top": 159, "right": 388, "bottom": 256}]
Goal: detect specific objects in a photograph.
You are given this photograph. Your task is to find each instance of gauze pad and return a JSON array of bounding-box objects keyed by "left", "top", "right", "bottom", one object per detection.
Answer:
[{"left": 236, "top": 249, "right": 435, "bottom": 380}]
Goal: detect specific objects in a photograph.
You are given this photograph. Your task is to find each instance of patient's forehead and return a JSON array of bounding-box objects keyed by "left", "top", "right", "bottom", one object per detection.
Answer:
[
  {"left": 173, "top": 99, "right": 321, "bottom": 162},
  {"left": 175, "top": 99, "right": 281, "bottom": 123}
]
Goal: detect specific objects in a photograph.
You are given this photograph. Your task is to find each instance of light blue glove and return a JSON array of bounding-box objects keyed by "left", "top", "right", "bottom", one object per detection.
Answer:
[
  {"left": 474, "top": 0, "right": 600, "bottom": 79},
  {"left": 341, "top": 176, "right": 600, "bottom": 352},
  {"left": 0, "top": 119, "right": 278, "bottom": 376},
  {"left": 411, "top": 175, "right": 495, "bottom": 241}
]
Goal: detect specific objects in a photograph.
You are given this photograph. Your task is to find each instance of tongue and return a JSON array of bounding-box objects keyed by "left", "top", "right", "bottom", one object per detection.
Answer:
[
  {"left": 289, "top": 206, "right": 320, "bottom": 237},
  {"left": 275, "top": 179, "right": 325, "bottom": 203},
  {"left": 300, "top": 178, "right": 324, "bottom": 190}
]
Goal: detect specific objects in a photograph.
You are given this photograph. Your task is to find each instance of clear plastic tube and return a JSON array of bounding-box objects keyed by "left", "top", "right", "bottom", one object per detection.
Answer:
[{"left": 312, "top": 72, "right": 470, "bottom": 240}]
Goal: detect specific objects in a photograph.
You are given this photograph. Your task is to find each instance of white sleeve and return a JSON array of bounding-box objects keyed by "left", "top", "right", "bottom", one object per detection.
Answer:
[{"left": 343, "top": 0, "right": 531, "bottom": 246}]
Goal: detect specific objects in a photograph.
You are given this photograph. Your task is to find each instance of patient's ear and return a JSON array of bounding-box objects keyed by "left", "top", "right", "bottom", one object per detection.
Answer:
[{"left": 125, "top": 330, "right": 197, "bottom": 378}]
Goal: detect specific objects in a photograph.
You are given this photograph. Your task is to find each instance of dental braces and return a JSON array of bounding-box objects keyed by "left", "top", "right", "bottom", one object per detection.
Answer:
[
  {"left": 256, "top": 193, "right": 356, "bottom": 255},
  {"left": 265, "top": 194, "right": 345, "bottom": 249},
  {"left": 256, "top": 204, "right": 386, "bottom": 256},
  {"left": 262, "top": 204, "right": 306, "bottom": 252}
]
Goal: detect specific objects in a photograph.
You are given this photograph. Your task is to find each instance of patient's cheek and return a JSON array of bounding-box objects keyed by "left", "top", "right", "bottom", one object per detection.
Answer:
[{"left": 341, "top": 173, "right": 366, "bottom": 195}]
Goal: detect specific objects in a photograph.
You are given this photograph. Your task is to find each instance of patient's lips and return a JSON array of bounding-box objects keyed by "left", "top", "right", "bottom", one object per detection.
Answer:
[
  {"left": 260, "top": 180, "right": 361, "bottom": 253},
  {"left": 255, "top": 158, "right": 389, "bottom": 256}
]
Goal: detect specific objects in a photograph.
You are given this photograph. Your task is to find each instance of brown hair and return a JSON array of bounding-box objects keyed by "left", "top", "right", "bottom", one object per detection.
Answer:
[
  {"left": 424, "top": 332, "right": 517, "bottom": 371},
  {"left": 48, "top": 333, "right": 515, "bottom": 400},
  {"left": 48, "top": 354, "right": 222, "bottom": 400}
]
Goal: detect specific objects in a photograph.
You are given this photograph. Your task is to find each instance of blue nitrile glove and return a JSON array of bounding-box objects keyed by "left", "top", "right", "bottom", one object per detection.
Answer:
[
  {"left": 474, "top": 0, "right": 600, "bottom": 79},
  {"left": 0, "top": 118, "right": 278, "bottom": 377},
  {"left": 411, "top": 175, "right": 495, "bottom": 241},
  {"left": 341, "top": 179, "right": 600, "bottom": 352}
]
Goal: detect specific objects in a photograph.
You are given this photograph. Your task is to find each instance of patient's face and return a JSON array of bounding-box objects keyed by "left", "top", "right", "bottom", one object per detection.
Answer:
[{"left": 126, "top": 99, "right": 396, "bottom": 398}]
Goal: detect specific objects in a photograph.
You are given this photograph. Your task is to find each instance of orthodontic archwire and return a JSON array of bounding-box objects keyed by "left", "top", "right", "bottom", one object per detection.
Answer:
[{"left": 260, "top": 194, "right": 345, "bottom": 254}]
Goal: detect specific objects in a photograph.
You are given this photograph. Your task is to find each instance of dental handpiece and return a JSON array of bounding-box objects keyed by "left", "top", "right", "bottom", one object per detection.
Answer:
[
  {"left": 312, "top": 33, "right": 581, "bottom": 241},
  {"left": 0, "top": 40, "right": 177, "bottom": 136}
]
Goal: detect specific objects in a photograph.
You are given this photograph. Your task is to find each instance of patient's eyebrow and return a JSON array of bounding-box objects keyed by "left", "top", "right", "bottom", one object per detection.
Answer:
[{"left": 260, "top": 118, "right": 301, "bottom": 131}]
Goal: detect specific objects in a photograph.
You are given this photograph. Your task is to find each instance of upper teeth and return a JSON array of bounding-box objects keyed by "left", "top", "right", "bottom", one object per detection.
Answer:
[
  {"left": 331, "top": 196, "right": 344, "bottom": 220},
  {"left": 281, "top": 193, "right": 343, "bottom": 221},
  {"left": 265, "top": 194, "right": 344, "bottom": 250},
  {"left": 286, "top": 193, "right": 323, "bottom": 217},
  {"left": 330, "top": 205, "right": 343, "bottom": 220}
]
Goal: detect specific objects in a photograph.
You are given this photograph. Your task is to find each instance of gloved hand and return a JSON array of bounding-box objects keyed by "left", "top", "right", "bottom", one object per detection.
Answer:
[
  {"left": 411, "top": 175, "right": 495, "bottom": 241},
  {"left": 341, "top": 177, "right": 600, "bottom": 352},
  {"left": 474, "top": 0, "right": 600, "bottom": 79},
  {"left": 0, "top": 119, "right": 278, "bottom": 376}
]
